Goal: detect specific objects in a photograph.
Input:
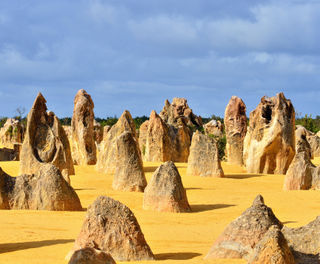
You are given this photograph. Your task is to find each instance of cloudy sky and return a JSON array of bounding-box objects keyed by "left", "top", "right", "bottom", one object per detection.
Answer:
[{"left": 0, "top": 0, "right": 319, "bottom": 119}]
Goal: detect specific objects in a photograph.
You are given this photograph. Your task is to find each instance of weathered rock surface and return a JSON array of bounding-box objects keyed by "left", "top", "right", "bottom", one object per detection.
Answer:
[
  {"left": 306, "top": 133, "right": 320, "bottom": 158},
  {"left": 70, "top": 196, "right": 154, "bottom": 261},
  {"left": 138, "top": 120, "right": 149, "bottom": 157},
  {"left": 186, "top": 131, "right": 224, "bottom": 177},
  {"left": 93, "top": 120, "right": 103, "bottom": 145},
  {"left": 224, "top": 96, "right": 247, "bottom": 165},
  {"left": 71, "top": 89, "right": 97, "bottom": 165},
  {"left": 159, "top": 97, "right": 202, "bottom": 128},
  {"left": 96, "top": 110, "right": 138, "bottom": 175},
  {"left": 143, "top": 110, "right": 171, "bottom": 162},
  {"left": 0, "top": 147, "right": 18, "bottom": 161},
  {"left": 20, "top": 93, "right": 74, "bottom": 181},
  {"left": 243, "top": 93, "right": 295, "bottom": 174},
  {"left": 112, "top": 131, "right": 147, "bottom": 192},
  {"left": 283, "top": 126, "right": 320, "bottom": 190},
  {"left": 282, "top": 216, "right": 320, "bottom": 264},
  {"left": 143, "top": 161, "right": 191, "bottom": 213},
  {"left": 0, "top": 164, "right": 82, "bottom": 211},
  {"left": 0, "top": 118, "right": 24, "bottom": 148},
  {"left": 204, "top": 119, "right": 224, "bottom": 138},
  {"left": 248, "top": 225, "right": 295, "bottom": 264},
  {"left": 205, "top": 195, "right": 282, "bottom": 260},
  {"left": 68, "top": 248, "right": 116, "bottom": 264}
]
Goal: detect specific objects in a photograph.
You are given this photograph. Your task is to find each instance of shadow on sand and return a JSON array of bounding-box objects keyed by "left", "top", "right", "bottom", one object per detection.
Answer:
[
  {"left": 191, "top": 204, "right": 235, "bottom": 213},
  {"left": 143, "top": 166, "right": 159, "bottom": 173},
  {"left": 0, "top": 239, "right": 74, "bottom": 254},
  {"left": 74, "top": 188, "right": 96, "bottom": 191},
  {"left": 282, "top": 221, "right": 297, "bottom": 224},
  {"left": 155, "top": 252, "right": 201, "bottom": 260},
  {"left": 224, "top": 174, "right": 263, "bottom": 179}
]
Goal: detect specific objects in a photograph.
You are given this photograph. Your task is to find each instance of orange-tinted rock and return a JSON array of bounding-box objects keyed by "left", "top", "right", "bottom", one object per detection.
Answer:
[
  {"left": 243, "top": 93, "right": 295, "bottom": 174},
  {"left": 93, "top": 120, "right": 103, "bottom": 145},
  {"left": 71, "top": 89, "right": 97, "bottom": 165},
  {"left": 68, "top": 248, "right": 116, "bottom": 264},
  {"left": 204, "top": 119, "right": 224, "bottom": 138},
  {"left": 112, "top": 131, "right": 147, "bottom": 192},
  {"left": 248, "top": 225, "right": 295, "bottom": 264},
  {"left": 96, "top": 110, "right": 138, "bottom": 174},
  {"left": 143, "top": 161, "right": 191, "bottom": 213},
  {"left": 20, "top": 93, "right": 74, "bottom": 182},
  {"left": 69, "top": 196, "right": 154, "bottom": 261},
  {"left": 0, "top": 164, "right": 82, "bottom": 211},
  {"left": 186, "top": 131, "right": 224, "bottom": 177},
  {"left": 205, "top": 195, "right": 282, "bottom": 260},
  {"left": 224, "top": 96, "right": 247, "bottom": 165}
]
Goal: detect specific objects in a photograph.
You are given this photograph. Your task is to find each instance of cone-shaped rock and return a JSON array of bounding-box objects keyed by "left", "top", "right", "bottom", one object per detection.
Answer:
[
  {"left": 186, "top": 131, "right": 224, "bottom": 177},
  {"left": 0, "top": 164, "right": 82, "bottom": 211},
  {"left": 96, "top": 110, "right": 137, "bottom": 174},
  {"left": 69, "top": 196, "right": 154, "bottom": 261},
  {"left": 20, "top": 93, "right": 74, "bottom": 181},
  {"left": 248, "top": 225, "right": 295, "bottom": 264},
  {"left": 71, "top": 89, "right": 97, "bottom": 165},
  {"left": 112, "top": 131, "right": 147, "bottom": 192},
  {"left": 205, "top": 195, "right": 282, "bottom": 260},
  {"left": 243, "top": 93, "right": 295, "bottom": 174},
  {"left": 68, "top": 248, "right": 116, "bottom": 264},
  {"left": 144, "top": 110, "right": 171, "bottom": 162},
  {"left": 143, "top": 161, "right": 191, "bottom": 212},
  {"left": 282, "top": 216, "right": 320, "bottom": 263},
  {"left": 224, "top": 96, "right": 247, "bottom": 165}
]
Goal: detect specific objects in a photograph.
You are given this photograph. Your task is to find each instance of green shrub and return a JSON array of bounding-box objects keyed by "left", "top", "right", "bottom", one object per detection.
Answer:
[{"left": 208, "top": 134, "right": 226, "bottom": 160}]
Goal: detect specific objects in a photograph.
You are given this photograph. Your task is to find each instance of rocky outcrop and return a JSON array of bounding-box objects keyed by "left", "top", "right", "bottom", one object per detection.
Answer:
[
  {"left": 243, "top": 93, "right": 295, "bottom": 174},
  {"left": 282, "top": 216, "right": 320, "bottom": 264},
  {"left": 224, "top": 96, "right": 247, "bottom": 165},
  {"left": 0, "top": 118, "right": 24, "bottom": 148},
  {"left": 205, "top": 195, "right": 282, "bottom": 260},
  {"left": 248, "top": 225, "right": 295, "bottom": 264},
  {"left": 0, "top": 164, "right": 82, "bottom": 211},
  {"left": 20, "top": 93, "right": 74, "bottom": 181},
  {"left": 93, "top": 120, "right": 103, "bottom": 145},
  {"left": 143, "top": 161, "right": 191, "bottom": 213},
  {"left": 69, "top": 196, "right": 154, "bottom": 261},
  {"left": 96, "top": 110, "right": 138, "bottom": 175},
  {"left": 307, "top": 133, "right": 320, "bottom": 158},
  {"left": 204, "top": 119, "right": 224, "bottom": 138},
  {"left": 112, "top": 131, "right": 147, "bottom": 192},
  {"left": 186, "top": 131, "right": 224, "bottom": 177},
  {"left": 159, "top": 97, "right": 202, "bottom": 128},
  {"left": 68, "top": 248, "right": 116, "bottom": 264},
  {"left": 143, "top": 111, "right": 172, "bottom": 162},
  {"left": 71, "top": 89, "right": 97, "bottom": 165},
  {"left": 138, "top": 120, "right": 149, "bottom": 157},
  {"left": 283, "top": 126, "right": 320, "bottom": 190}
]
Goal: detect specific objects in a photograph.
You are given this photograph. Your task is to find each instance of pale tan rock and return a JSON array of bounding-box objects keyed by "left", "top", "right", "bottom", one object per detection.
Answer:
[
  {"left": 186, "top": 131, "right": 224, "bottom": 177},
  {"left": 68, "top": 248, "right": 116, "bottom": 264},
  {"left": 112, "top": 131, "right": 147, "bottom": 192},
  {"left": 71, "top": 89, "right": 97, "bottom": 165},
  {"left": 243, "top": 93, "right": 295, "bottom": 174},
  {"left": 224, "top": 96, "right": 247, "bottom": 165},
  {"left": 96, "top": 110, "right": 137, "bottom": 174},
  {"left": 138, "top": 120, "right": 149, "bottom": 157},
  {"left": 0, "top": 118, "right": 24, "bottom": 148},
  {"left": 69, "top": 196, "right": 154, "bottom": 261},
  {"left": 205, "top": 195, "right": 282, "bottom": 260},
  {"left": 143, "top": 161, "right": 191, "bottom": 213},
  {"left": 20, "top": 93, "right": 74, "bottom": 182},
  {"left": 248, "top": 225, "right": 295, "bottom": 264},
  {"left": 93, "top": 120, "right": 103, "bottom": 145},
  {"left": 0, "top": 164, "right": 82, "bottom": 211},
  {"left": 204, "top": 119, "right": 224, "bottom": 138}
]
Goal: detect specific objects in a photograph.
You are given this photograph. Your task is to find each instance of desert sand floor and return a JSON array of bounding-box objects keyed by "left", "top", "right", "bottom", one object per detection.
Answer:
[{"left": 1, "top": 159, "right": 320, "bottom": 264}]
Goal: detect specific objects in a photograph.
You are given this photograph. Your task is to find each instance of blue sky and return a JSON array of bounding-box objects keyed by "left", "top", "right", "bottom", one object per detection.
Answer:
[{"left": 0, "top": 0, "right": 320, "bottom": 119}]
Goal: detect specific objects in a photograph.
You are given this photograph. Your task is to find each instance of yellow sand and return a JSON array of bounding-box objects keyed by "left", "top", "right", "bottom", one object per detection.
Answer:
[{"left": 1, "top": 159, "right": 320, "bottom": 264}]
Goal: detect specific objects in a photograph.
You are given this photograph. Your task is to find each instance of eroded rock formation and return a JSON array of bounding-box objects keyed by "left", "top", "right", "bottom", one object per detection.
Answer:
[
  {"left": 0, "top": 164, "right": 82, "bottom": 211},
  {"left": 0, "top": 118, "right": 24, "bottom": 148},
  {"left": 68, "top": 248, "right": 116, "bottom": 264},
  {"left": 143, "top": 161, "right": 191, "bottom": 213},
  {"left": 69, "top": 196, "right": 154, "bottom": 261},
  {"left": 243, "top": 93, "right": 295, "bottom": 174},
  {"left": 20, "top": 93, "right": 74, "bottom": 181},
  {"left": 186, "top": 131, "right": 224, "bottom": 177},
  {"left": 71, "top": 89, "right": 96, "bottom": 165},
  {"left": 112, "top": 131, "right": 147, "bottom": 192},
  {"left": 224, "top": 96, "right": 247, "bottom": 165},
  {"left": 204, "top": 119, "right": 224, "bottom": 138},
  {"left": 205, "top": 195, "right": 282, "bottom": 260}
]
